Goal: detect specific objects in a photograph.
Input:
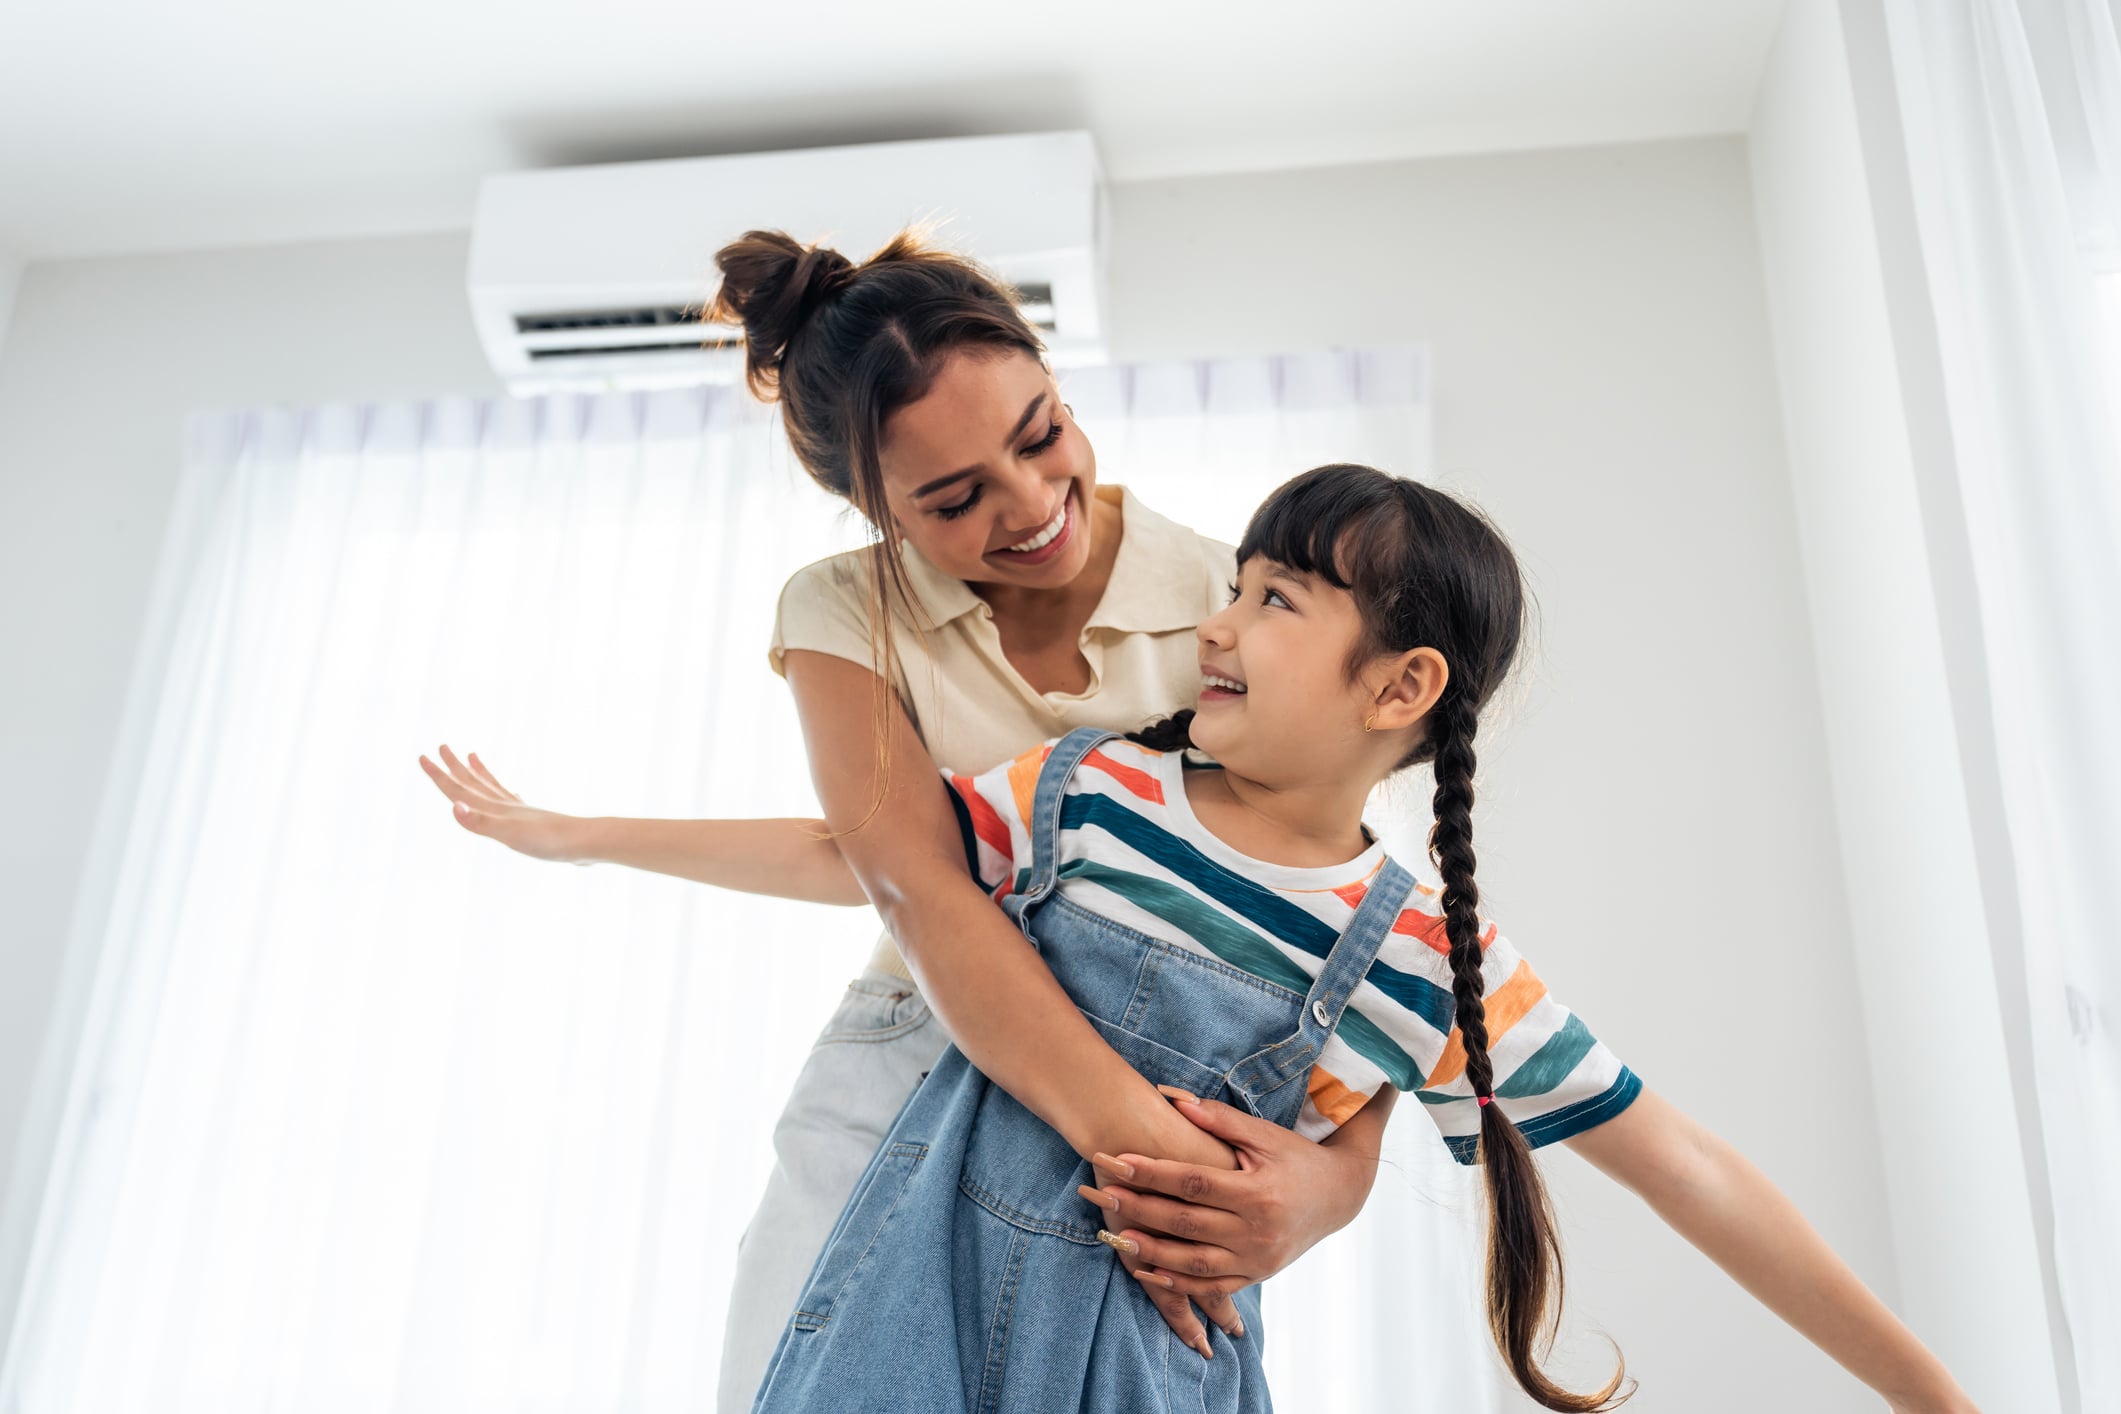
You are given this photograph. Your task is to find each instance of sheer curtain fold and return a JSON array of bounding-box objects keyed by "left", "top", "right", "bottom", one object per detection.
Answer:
[
  {"left": 1, "top": 351, "right": 1470, "bottom": 1412},
  {"left": 1880, "top": 2, "right": 2121, "bottom": 1405}
]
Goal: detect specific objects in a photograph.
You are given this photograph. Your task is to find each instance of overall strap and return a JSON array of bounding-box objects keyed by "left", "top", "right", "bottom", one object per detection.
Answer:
[
  {"left": 1008, "top": 727, "right": 1120, "bottom": 923},
  {"left": 1228, "top": 856, "right": 1417, "bottom": 1105}
]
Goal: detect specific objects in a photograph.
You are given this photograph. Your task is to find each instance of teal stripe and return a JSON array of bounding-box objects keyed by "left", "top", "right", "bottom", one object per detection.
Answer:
[
  {"left": 1060, "top": 794, "right": 1459, "bottom": 1035},
  {"left": 1062, "top": 861, "right": 1311, "bottom": 990},
  {"left": 1440, "top": 1067, "right": 1643, "bottom": 1164},
  {"left": 1330, "top": 1003, "right": 1428, "bottom": 1090},
  {"left": 1495, "top": 1012, "right": 1598, "bottom": 1101},
  {"left": 1517, "top": 1066, "right": 1643, "bottom": 1148},
  {"left": 1061, "top": 860, "right": 1429, "bottom": 1090},
  {"left": 1413, "top": 1016, "right": 1605, "bottom": 1108}
]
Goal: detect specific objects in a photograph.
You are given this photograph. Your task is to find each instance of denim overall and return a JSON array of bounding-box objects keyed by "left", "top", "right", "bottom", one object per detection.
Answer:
[{"left": 751, "top": 727, "right": 1413, "bottom": 1414}]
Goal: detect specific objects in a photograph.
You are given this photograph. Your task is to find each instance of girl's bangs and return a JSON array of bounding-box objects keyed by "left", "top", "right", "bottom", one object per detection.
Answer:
[{"left": 1235, "top": 464, "right": 1403, "bottom": 591}]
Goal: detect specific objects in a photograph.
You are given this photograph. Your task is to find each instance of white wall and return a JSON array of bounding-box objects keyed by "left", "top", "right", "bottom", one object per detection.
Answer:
[
  {"left": 1107, "top": 136, "right": 1894, "bottom": 1410},
  {"left": 1747, "top": 2, "right": 2064, "bottom": 1408},
  {"left": 0, "top": 252, "right": 21, "bottom": 361},
  {"left": 0, "top": 137, "right": 1900, "bottom": 1409}
]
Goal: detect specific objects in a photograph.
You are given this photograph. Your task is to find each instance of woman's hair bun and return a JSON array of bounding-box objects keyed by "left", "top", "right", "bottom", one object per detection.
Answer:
[{"left": 705, "top": 230, "right": 859, "bottom": 398}]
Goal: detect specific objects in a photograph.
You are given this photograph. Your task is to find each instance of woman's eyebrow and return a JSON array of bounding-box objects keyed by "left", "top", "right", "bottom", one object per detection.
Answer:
[{"left": 910, "top": 393, "right": 1048, "bottom": 500}]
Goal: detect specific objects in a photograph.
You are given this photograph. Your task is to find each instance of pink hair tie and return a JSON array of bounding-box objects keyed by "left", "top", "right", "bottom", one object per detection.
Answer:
[{"left": 1476, "top": 1094, "right": 1493, "bottom": 1108}]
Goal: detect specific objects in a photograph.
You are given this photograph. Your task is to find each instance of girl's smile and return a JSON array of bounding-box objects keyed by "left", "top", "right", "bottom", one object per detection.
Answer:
[{"left": 1198, "top": 663, "right": 1247, "bottom": 704}]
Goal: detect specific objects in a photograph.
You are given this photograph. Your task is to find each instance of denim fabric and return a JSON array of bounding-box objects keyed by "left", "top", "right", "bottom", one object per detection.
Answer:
[
  {"left": 716, "top": 967, "right": 948, "bottom": 1413},
  {"left": 751, "top": 728, "right": 1411, "bottom": 1414}
]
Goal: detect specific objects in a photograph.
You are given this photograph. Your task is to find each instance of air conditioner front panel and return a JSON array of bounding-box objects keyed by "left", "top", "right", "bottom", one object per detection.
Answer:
[{"left": 468, "top": 131, "right": 1106, "bottom": 393}]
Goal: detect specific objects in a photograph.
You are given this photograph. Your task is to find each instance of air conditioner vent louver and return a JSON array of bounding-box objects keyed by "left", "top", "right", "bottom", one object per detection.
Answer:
[
  {"left": 529, "top": 340, "right": 733, "bottom": 361},
  {"left": 515, "top": 305, "right": 704, "bottom": 335},
  {"left": 468, "top": 132, "right": 1106, "bottom": 395}
]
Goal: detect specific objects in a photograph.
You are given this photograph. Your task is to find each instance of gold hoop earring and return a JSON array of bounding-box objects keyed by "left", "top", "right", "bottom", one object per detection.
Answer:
[{"left": 1362, "top": 711, "right": 1377, "bottom": 732}]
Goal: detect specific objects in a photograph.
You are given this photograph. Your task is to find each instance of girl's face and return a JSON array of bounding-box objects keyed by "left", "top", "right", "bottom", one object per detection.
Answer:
[
  {"left": 1189, "top": 556, "right": 1384, "bottom": 783},
  {"left": 874, "top": 348, "right": 1098, "bottom": 590}
]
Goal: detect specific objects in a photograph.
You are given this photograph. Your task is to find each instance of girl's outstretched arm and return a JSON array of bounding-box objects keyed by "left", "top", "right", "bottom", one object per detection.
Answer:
[
  {"left": 1565, "top": 1088, "right": 1978, "bottom": 1413},
  {"left": 419, "top": 745, "right": 870, "bottom": 906}
]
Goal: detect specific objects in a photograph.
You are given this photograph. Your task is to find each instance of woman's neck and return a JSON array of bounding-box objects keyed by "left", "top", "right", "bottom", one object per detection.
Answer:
[{"left": 1182, "top": 761, "right": 1377, "bottom": 870}]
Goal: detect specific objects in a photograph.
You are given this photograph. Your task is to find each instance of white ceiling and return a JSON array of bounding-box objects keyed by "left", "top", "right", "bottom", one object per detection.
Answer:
[{"left": 0, "top": 0, "right": 1789, "bottom": 264}]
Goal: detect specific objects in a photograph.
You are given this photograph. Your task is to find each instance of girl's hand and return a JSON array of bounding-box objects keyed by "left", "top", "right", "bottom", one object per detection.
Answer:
[
  {"left": 418, "top": 745, "right": 588, "bottom": 863},
  {"left": 1076, "top": 1088, "right": 1378, "bottom": 1348}
]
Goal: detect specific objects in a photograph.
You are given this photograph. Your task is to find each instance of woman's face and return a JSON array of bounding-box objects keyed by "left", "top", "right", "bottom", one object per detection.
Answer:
[{"left": 874, "top": 348, "right": 1098, "bottom": 590}]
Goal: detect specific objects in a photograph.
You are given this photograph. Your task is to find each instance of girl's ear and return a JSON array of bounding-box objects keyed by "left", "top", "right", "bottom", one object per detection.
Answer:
[{"left": 1369, "top": 647, "right": 1449, "bottom": 732}]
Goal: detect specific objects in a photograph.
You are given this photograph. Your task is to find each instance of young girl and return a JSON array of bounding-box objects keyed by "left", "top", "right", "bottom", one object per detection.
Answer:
[{"left": 739, "top": 463, "right": 1975, "bottom": 1412}]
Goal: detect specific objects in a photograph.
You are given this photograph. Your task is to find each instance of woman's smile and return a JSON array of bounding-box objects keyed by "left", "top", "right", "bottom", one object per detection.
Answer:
[{"left": 986, "top": 481, "right": 1078, "bottom": 567}]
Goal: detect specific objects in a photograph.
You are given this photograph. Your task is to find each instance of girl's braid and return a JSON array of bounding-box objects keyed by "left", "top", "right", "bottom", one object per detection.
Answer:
[{"left": 1428, "top": 689, "right": 1494, "bottom": 1100}]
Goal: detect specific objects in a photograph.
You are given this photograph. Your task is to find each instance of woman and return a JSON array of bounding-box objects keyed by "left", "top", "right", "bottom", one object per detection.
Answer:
[{"left": 421, "top": 228, "right": 1390, "bottom": 1410}]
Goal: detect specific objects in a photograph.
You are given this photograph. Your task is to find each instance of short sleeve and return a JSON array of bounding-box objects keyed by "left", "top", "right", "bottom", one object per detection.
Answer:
[
  {"left": 768, "top": 554, "right": 885, "bottom": 681},
  {"left": 938, "top": 743, "right": 1051, "bottom": 901},
  {"left": 1408, "top": 925, "right": 1642, "bottom": 1164}
]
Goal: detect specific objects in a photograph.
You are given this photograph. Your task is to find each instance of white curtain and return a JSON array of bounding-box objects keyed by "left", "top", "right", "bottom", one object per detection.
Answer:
[
  {"left": 1880, "top": 2, "right": 2121, "bottom": 1405},
  {"left": 0, "top": 349, "right": 1477, "bottom": 1412}
]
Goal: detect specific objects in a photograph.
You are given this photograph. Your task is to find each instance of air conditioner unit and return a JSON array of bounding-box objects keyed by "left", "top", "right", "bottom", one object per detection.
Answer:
[{"left": 467, "top": 131, "right": 1107, "bottom": 396}]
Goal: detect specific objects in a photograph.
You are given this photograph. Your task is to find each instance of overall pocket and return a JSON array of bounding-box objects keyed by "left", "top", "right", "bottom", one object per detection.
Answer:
[{"left": 789, "top": 1139, "right": 927, "bottom": 1331}]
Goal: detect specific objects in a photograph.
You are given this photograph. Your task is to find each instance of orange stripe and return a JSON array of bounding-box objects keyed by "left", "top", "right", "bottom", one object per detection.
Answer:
[
  {"left": 1333, "top": 882, "right": 1369, "bottom": 909},
  {"left": 1393, "top": 909, "right": 1498, "bottom": 957},
  {"left": 1424, "top": 958, "right": 1546, "bottom": 1088},
  {"left": 950, "top": 774, "right": 1012, "bottom": 865},
  {"left": 1306, "top": 1066, "right": 1371, "bottom": 1128},
  {"left": 1083, "top": 748, "right": 1165, "bottom": 804},
  {"left": 1393, "top": 908, "right": 1450, "bottom": 955},
  {"left": 1005, "top": 744, "right": 1051, "bottom": 834}
]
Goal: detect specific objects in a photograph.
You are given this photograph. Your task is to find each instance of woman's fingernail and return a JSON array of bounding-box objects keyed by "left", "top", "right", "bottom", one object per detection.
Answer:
[
  {"left": 1156, "top": 1084, "right": 1199, "bottom": 1106},
  {"left": 1195, "top": 1335, "right": 1214, "bottom": 1359},
  {"left": 1096, "top": 1228, "right": 1139, "bottom": 1255},
  {"left": 1076, "top": 1184, "right": 1119, "bottom": 1212},
  {"left": 1092, "top": 1152, "right": 1135, "bottom": 1180},
  {"left": 1130, "top": 1267, "right": 1176, "bottom": 1290},
  {"left": 1227, "top": 1320, "right": 1246, "bottom": 1339},
  {"left": 1068, "top": 1187, "right": 1119, "bottom": 1221}
]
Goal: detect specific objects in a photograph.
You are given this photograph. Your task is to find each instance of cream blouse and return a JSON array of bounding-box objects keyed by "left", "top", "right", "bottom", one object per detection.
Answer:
[{"left": 768, "top": 483, "right": 1236, "bottom": 981}]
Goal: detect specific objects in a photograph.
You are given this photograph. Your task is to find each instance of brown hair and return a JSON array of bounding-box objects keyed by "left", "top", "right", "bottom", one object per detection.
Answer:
[
  {"left": 1130, "top": 464, "right": 1632, "bottom": 1410},
  {"left": 705, "top": 228, "right": 1047, "bottom": 825}
]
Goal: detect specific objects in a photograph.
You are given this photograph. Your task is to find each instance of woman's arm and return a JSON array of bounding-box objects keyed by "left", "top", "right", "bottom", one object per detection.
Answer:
[
  {"left": 1085, "top": 1086, "right": 1396, "bottom": 1287},
  {"left": 781, "top": 650, "right": 1236, "bottom": 1175},
  {"left": 419, "top": 746, "right": 869, "bottom": 905},
  {"left": 1566, "top": 1088, "right": 1977, "bottom": 1413}
]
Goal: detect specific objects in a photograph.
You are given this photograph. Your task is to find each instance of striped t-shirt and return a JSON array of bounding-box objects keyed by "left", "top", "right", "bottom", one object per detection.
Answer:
[{"left": 944, "top": 737, "right": 1642, "bottom": 1160}]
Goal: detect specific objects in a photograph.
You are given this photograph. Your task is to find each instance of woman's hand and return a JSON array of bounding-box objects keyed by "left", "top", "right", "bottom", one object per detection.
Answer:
[
  {"left": 418, "top": 745, "right": 588, "bottom": 863},
  {"left": 1075, "top": 1086, "right": 1389, "bottom": 1351}
]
